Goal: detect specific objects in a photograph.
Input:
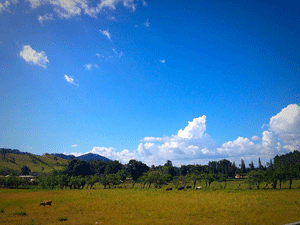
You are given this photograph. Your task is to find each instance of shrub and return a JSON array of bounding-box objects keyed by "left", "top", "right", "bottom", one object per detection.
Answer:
[{"left": 58, "top": 217, "right": 67, "bottom": 221}]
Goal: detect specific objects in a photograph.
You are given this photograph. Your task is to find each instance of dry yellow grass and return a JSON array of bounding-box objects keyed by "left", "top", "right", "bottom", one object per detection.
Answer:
[{"left": 0, "top": 187, "right": 300, "bottom": 225}]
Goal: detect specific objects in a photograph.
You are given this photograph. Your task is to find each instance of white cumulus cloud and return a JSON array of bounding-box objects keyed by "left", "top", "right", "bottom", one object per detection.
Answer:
[
  {"left": 19, "top": 45, "right": 49, "bottom": 68},
  {"left": 64, "top": 74, "right": 79, "bottom": 86},
  {"left": 269, "top": 104, "right": 300, "bottom": 151},
  {"left": 89, "top": 147, "right": 137, "bottom": 164},
  {"left": 251, "top": 135, "right": 260, "bottom": 141},
  {"left": 66, "top": 104, "right": 300, "bottom": 166}
]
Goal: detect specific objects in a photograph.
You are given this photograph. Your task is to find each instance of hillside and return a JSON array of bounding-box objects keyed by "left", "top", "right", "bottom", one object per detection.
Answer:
[
  {"left": 0, "top": 149, "right": 69, "bottom": 175},
  {"left": 0, "top": 149, "right": 111, "bottom": 175}
]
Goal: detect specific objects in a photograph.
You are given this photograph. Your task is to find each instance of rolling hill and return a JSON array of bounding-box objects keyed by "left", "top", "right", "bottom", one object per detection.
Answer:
[{"left": 0, "top": 148, "right": 110, "bottom": 175}]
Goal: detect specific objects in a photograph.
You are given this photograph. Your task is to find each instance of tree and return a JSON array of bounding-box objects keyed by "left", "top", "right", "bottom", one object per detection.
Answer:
[
  {"left": 126, "top": 160, "right": 149, "bottom": 188},
  {"left": 217, "top": 159, "right": 232, "bottom": 175},
  {"left": 86, "top": 175, "right": 99, "bottom": 189},
  {"left": 99, "top": 175, "right": 110, "bottom": 189},
  {"left": 187, "top": 173, "right": 202, "bottom": 189},
  {"left": 208, "top": 161, "right": 217, "bottom": 174},
  {"left": 202, "top": 173, "right": 215, "bottom": 188},
  {"left": 216, "top": 174, "right": 228, "bottom": 189},
  {"left": 65, "top": 159, "right": 91, "bottom": 177},
  {"left": 264, "top": 168, "right": 278, "bottom": 189},
  {"left": 258, "top": 158, "right": 263, "bottom": 170},
  {"left": 240, "top": 159, "right": 246, "bottom": 175},
  {"left": 249, "top": 161, "right": 255, "bottom": 171},
  {"left": 246, "top": 170, "right": 265, "bottom": 189},
  {"left": 21, "top": 166, "right": 31, "bottom": 175},
  {"left": 105, "top": 160, "right": 124, "bottom": 175}
]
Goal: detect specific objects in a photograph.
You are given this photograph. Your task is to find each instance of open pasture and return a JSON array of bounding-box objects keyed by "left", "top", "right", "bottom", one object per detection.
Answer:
[{"left": 1, "top": 186, "right": 300, "bottom": 225}]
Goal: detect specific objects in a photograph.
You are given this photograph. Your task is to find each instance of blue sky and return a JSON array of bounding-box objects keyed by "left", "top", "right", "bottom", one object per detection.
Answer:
[{"left": 1, "top": 0, "right": 299, "bottom": 166}]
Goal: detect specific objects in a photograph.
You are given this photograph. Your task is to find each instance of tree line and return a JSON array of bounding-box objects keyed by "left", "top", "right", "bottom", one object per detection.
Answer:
[{"left": 0, "top": 151, "right": 299, "bottom": 190}]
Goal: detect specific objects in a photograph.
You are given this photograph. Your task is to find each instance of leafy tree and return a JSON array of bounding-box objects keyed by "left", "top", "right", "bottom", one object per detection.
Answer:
[
  {"left": 187, "top": 173, "right": 202, "bottom": 189},
  {"left": 65, "top": 159, "right": 91, "bottom": 177},
  {"left": 116, "top": 169, "right": 127, "bottom": 187},
  {"left": 99, "top": 175, "right": 110, "bottom": 189},
  {"left": 57, "top": 174, "right": 70, "bottom": 189},
  {"left": 264, "top": 168, "right": 278, "bottom": 189},
  {"left": 202, "top": 173, "right": 215, "bottom": 188},
  {"left": 105, "top": 160, "right": 124, "bottom": 175},
  {"left": 86, "top": 175, "right": 99, "bottom": 189},
  {"left": 179, "top": 165, "right": 189, "bottom": 176},
  {"left": 21, "top": 166, "right": 31, "bottom": 175},
  {"left": 90, "top": 160, "right": 108, "bottom": 175},
  {"left": 208, "top": 161, "right": 217, "bottom": 174},
  {"left": 216, "top": 174, "right": 228, "bottom": 189},
  {"left": 126, "top": 160, "right": 149, "bottom": 187},
  {"left": 246, "top": 170, "right": 265, "bottom": 189},
  {"left": 217, "top": 159, "right": 232, "bottom": 175},
  {"left": 163, "top": 160, "right": 177, "bottom": 177},
  {"left": 107, "top": 174, "right": 121, "bottom": 188}
]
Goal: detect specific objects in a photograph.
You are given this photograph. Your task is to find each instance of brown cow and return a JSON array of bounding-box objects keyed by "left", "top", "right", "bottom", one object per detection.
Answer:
[{"left": 39, "top": 200, "right": 52, "bottom": 207}]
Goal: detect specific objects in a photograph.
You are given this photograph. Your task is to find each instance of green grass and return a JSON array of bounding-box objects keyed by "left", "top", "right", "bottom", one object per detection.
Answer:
[
  {"left": 0, "top": 153, "right": 68, "bottom": 174},
  {"left": 1, "top": 185, "right": 300, "bottom": 225}
]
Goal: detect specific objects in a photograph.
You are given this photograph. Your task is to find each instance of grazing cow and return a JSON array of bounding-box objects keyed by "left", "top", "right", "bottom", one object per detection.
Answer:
[
  {"left": 186, "top": 185, "right": 192, "bottom": 188},
  {"left": 166, "top": 187, "right": 172, "bottom": 191},
  {"left": 39, "top": 200, "right": 52, "bottom": 207},
  {"left": 178, "top": 186, "right": 184, "bottom": 191},
  {"left": 195, "top": 186, "right": 202, "bottom": 190}
]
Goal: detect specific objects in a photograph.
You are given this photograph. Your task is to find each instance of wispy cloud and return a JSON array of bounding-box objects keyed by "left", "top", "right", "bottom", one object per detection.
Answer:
[
  {"left": 64, "top": 74, "right": 79, "bottom": 86},
  {"left": 19, "top": 45, "right": 49, "bottom": 68},
  {"left": 96, "top": 53, "right": 104, "bottom": 58},
  {"left": 38, "top": 13, "right": 54, "bottom": 23},
  {"left": 4, "top": 0, "right": 140, "bottom": 18},
  {"left": 85, "top": 63, "right": 99, "bottom": 70},
  {"left": 142, "top": 1, "right": 147, "bottom": 6},
  {"left": 71, "top": 144, "right": 78, "bottom": 147},
  {"left": 144, "top": 18, "right": 150, "bottom": 27},
  {"left": 159, "top": 59, "right": 166, "bottom": 63},
  {"left": 112, "top": 48, "right": 124, "bottom": 58},
  {"left": 100, "top": 30, "right": 111, "bottom": 40},
  {"left": 85, "top": 64, "right": 92, "bottom": 70}
]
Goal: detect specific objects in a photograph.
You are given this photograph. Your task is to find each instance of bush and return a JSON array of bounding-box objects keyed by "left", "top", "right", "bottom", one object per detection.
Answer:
[{"left": 58, "top": 217, "right": 67, "bottom": 221}]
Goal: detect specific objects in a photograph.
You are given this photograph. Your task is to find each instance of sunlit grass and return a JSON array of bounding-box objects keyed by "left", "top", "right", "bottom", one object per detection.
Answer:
[{"left": 1, "top": 184, "right": 300, "bottom": 225}]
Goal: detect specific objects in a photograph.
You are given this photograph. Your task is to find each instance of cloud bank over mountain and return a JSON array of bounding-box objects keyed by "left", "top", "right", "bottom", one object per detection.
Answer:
[{"left": 68, "top": 104, "right": 300, "bottom": 166}]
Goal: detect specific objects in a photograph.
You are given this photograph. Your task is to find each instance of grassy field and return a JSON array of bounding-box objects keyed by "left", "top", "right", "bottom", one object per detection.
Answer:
[{"left": 1, "top": 184, "right": 300, "bottom": 225}]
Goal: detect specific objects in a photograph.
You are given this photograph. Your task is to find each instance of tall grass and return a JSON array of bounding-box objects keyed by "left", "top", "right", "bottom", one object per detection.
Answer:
[{"left": 0, "top": 185, "right": 300, "bottom": 224}]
